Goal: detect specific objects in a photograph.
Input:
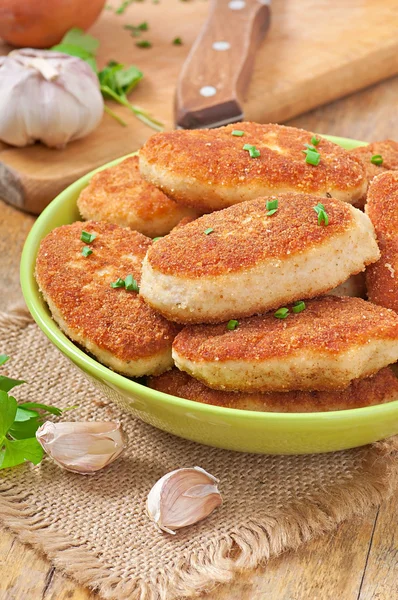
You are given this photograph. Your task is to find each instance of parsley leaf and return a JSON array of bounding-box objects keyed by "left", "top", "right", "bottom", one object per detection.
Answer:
[
  {"left": 0, "top": 438, "right": 43, "bottom": 469},
  {"left": 52, "top": 29, "right": 163, "bottom": 132},
  {"left": 0, "top": 358, "right": 73, "bottom": 469}
]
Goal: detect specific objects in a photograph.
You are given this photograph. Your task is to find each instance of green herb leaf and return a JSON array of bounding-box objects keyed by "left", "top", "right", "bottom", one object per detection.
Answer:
[
  {"left": 125, "top": 274, "right": 140, "bottom": 292},
  {"left": 8, "top": 418, "right": 42, "bottom": 441},
  {"left": 110, "top": 278, "right": 125, "bottom": 289},
  {"left": 152, "top": 237, "right": 163, "bottom": 242},
  {"left": 313, "top": 203, "right": 329, "bottom": 226},
  {"left": 227, "top": 320, "right": 239, "bottom": 331},
  {"left": 172, "top": 37, "right": 183, "bottom": 45},
  {"left": 370, "top": 154, "right": 383, "bottom": 165},
  {"left": 82, "top": 246, "right": 93, "bottom": 257},
  {"left": 0, "top": 391, "right": 17, "bottom": 440},
  {"left": 204, "top": 228, "right": 214, "bottom": 235},
  {"left": 292, "top": 301, "right": 306, "bottom": 314},
  {"left": 116, "top": 0, "right": 131, "bottom": 14},
  {"left": 58, "top": 28, "right": 99, "bottom": 54},
  {"left": 311, "top": 136, "right": 320, "bottom": 146},
  {"left": 243, "top": 144, "right": 260, "bottom": 158},
  {"left": 232, "top": 130, "right": 244, "bottom": 137},
  {"left": 0, "top": 375, "right": 25, "bottom": 393},
  {"left": 0, "top": 437, "right": 43, "bottom": 469},
  {"left": 266, "top": 198, "right": 278, "bottom": 216},
  {"left": 274, "top": 307, "right": 289, "bottom": 319},
  {"left": 0, "top": 355, "right": 9, "bottom": 366},
  {"left": 303, "top": 148, "right": 320, "bottom": 166},
  {"left": 14, "top": 407, "right": 38, "bottom": 423},
  {"left": 18, "top": 402, "right": 63, "bottom": 416},
  {"left": 136, "top": 40, "right": 152, "bottom": 48},
  {"left": 81, "top": 231, "right": 96, "bottom": 244}
]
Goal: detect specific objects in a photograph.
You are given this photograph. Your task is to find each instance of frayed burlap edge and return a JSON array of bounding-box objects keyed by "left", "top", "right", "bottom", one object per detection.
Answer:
[{"left": 1, "top": 307, "right": 398, "bottom": 600}]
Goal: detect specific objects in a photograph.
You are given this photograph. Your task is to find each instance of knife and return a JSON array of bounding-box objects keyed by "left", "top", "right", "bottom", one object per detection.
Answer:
[{"left": 175, "top": 0, "right": 271, "bottom": 130}]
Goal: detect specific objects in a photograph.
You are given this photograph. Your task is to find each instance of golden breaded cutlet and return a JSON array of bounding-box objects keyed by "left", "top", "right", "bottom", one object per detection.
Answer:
[
  {"left": 140, "top": 193, "right": 379, "bottom": 324},
  {"left": 35, "top": 221, "right": 180, "bottom": 377},
  {"left": 365, "top": 171, "right": 398, "bottom": 312},
  {"left": 148, "top": 367, "right": 398, "bottom": 412},
  {"left": 77, "top": 156, "right": 197, "bottom": 238},
  {"left": 139, "top": 123, "right": 366, "bottom": 212},
  {"left": 350, "top": 140, "right": 398, "bottom": 185},
  {"left": 172, "top": 296, "right": 398, "bottom": 393}
]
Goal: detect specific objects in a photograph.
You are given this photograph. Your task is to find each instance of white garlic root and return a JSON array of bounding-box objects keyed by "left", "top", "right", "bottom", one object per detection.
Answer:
[
  {"left": 36, "top": 421, "right": 125, "bottom": 474},
  {"left": 147, "top": 466, "right": 222, "bottom": 534},
  {"left": 0, "top": 49, "right": 104, "bottom": 148}
]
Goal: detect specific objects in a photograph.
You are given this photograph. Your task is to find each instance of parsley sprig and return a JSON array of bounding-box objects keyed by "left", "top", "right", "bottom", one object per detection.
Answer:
[
  {"left": 0, "top": 356, "right": 73, "bottom": 470},
  {"left": 52, "top": 29, "right": 163, "bottom": 131}
]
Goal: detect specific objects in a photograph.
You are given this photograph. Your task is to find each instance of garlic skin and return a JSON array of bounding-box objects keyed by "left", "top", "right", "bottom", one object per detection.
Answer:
[
  {"left": 147, "top": 467, "right": 222, "bottom": 534},
  {"left": 36, "top": 421, "right": 125, "bottom": 474},
  {"left": 0, "top": 49, "right": 104, "bottom": 148}
]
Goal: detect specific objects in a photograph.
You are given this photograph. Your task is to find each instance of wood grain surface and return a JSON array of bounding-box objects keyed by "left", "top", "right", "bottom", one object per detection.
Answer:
[
  {"left": 1, "top": 75, "right": 398, "bottom": 600},
  {"left": 0, "top": 0, "right": 398, "bottom": 213}
]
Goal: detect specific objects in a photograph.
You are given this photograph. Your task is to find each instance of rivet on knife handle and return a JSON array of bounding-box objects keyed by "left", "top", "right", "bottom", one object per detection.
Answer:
[{"left": 174, "top": 0, "right": 271, "bottom": 130}]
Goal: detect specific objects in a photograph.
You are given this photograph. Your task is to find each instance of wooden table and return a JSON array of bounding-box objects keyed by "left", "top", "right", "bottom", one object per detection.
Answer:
[{"left": 1, "top": 76, "right": 398, "bottom": 600}]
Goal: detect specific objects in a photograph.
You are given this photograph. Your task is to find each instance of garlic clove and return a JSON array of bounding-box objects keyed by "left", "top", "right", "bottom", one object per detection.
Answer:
[
  {"left": 0, "top": 49, "right": 103, "bottom": 148},
  {"left": 147, "top": 467, "right": 222, "bottom": 534},
  {"left": 36, "top": 421, "right": 125, "bottom": 474}
]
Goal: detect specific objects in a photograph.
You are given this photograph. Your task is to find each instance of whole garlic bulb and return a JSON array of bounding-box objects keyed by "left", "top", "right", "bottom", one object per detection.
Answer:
[
  {"left": 147, "top": 466, "right": 222, "bottom": 534},
  {"left": 0, "top": 49, "right": 104, "bottom": 148},
  {"left": 36, "top": 421, "right": 125, "bottom": 474}
]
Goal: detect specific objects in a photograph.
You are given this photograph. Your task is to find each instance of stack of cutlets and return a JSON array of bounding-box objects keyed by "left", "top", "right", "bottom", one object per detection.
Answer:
[{"left": 36, "top": 123, "right": 398, "bottom": 412}]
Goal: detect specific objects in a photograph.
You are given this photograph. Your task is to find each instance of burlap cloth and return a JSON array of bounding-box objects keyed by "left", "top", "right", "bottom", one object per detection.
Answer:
[{"left": 1, "top": 307, "right": 398, "bottom": 600}]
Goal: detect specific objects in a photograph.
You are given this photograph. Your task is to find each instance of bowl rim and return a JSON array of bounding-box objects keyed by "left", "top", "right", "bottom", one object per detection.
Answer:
[{"left": 20, "top": 134, "right": 398, "bottom": 424}]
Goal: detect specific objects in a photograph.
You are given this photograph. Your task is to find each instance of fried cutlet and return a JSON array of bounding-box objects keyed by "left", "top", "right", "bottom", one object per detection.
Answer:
[
  {"left": 350, "top": 140, "right": 398, "bottom": 185},
  {"left": 365, "top": 171, "right": 398, "bottom": 312},
  {"left": 139, "top": 123, "right": 367, "bottom": 212},
  {"left": 172, "top": 297, "right": 398, "bottom": 393},
  {"left": 77, "top": 156, "right": 197, "bottom": 238},
  {"left": 139, "top": 194, "right": 379, "bottom": 324},
  {"left": 148, "top": 367, "right": 398, "bottom": 412},
  {"left": 35, "top": 221, "right": 180, "bottom": 377}
]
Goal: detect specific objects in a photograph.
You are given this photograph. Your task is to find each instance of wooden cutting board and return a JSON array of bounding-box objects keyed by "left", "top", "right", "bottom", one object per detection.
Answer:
[{"left": 1, "top": 0, "right": 398, "bottom": 214}]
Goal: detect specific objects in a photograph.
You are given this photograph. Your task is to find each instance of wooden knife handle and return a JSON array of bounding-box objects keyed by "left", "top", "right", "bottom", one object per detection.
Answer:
[{"left": 175, "top": 0, "right": 271, "bottom": 129}]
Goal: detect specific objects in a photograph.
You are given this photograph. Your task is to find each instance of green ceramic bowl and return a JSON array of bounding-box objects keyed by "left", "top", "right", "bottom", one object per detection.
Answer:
[{"left": 20, "top": 135, "right": 398, "bottom": 454}]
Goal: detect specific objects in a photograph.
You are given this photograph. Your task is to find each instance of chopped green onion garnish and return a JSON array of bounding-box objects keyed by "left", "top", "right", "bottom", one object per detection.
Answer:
[
  {"left": 152, "top": 237, "right": 163, "bottom": 242},
  {"left": 267, "top": 200, "right": 278, "bottom": 209},
  {"left": 311, "top": 136, "right": 320, "bottom": 146},
  {"left": 227, "top": 320, "right": 239, "bottom": 330},
  {"left": 313, "top": 203, "right": 329, "bottom": 226},
  {"left": 370, "top": 154, "right": 383, "bottom": 165},
  {"left": 125, "top": 274, "right": 140, "bottom": 292},
  {"left": 304, "top": 143, "right": 317, "bottom": 151},
  {"left": 110, "top": 278, "right": 125, "bottom": 289},
  {"left": 266, "top": 198, "right": 278, "bottom": 215},
  {"left": 204, "top": 227, "right": 214, "bottom": 235},
  {"left": 81, "top": 231, "right": 96, "bottom": 244},
  {"left": 303, "top": 148, "right": 320, "bottom": 166},
  {"left": 136, "top": 40, "right": 152, "bottom": 48},
  {"left": 274, "top": 307, "right": 289, "bottom": 319},
  {"left": 292, "top": 301, "right": 306, "bottom": 314},
  {"left": 249, "top": 147, "right": 260, "bottom": 158},
  {"left": 172, "top": 37, "right": 183, "bottom": 45},
  {"left": 82, "top": 246, "right": 93, "bottom": 257},
  {"left": 232, "top": 130, "right": 245, "bottom": 137},
  {"left": 242, "top": 143, "right": 260, "bottom": 158}
]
